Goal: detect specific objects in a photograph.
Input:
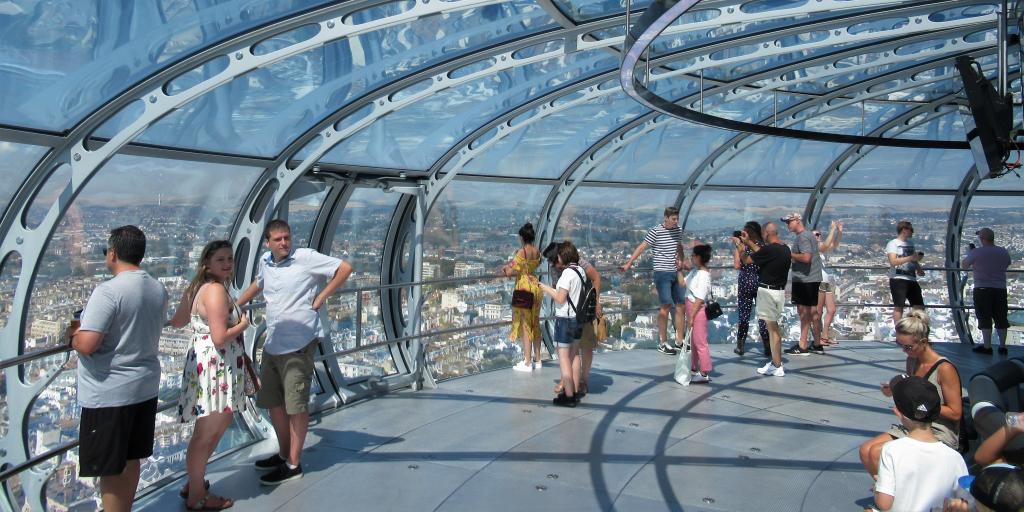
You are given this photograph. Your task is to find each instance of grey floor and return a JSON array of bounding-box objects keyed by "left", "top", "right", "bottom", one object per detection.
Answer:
[{"left": 136, "top": 341, "right": 1007, "bottom": 512}]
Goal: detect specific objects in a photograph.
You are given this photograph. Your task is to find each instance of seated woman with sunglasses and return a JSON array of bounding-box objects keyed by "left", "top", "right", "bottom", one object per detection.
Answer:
[{"left": 858, "top": 310, "right": 963, "bottom": 480}]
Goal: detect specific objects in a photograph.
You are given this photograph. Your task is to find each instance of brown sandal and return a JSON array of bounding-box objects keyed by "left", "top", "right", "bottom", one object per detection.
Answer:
[
  {"left": 186, "top": 494, "right": 234, "bottom": 511},
  {"left": 554, "top": 382, "right": 564, "bottom": 394}
]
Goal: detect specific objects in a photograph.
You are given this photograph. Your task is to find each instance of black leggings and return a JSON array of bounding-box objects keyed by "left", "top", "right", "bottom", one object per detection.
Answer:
[{"left": 737, "top": 267, "right": 770, "bottom": 353}]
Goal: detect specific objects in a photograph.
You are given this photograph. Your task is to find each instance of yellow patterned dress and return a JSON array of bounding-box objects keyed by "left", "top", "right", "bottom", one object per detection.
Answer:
[{"left": 509, "top": 251, "right": 542, "bottom": 342}]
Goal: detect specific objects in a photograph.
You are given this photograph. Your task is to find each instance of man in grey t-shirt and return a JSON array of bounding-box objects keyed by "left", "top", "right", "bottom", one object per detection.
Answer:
[
  {"left": 782, "top": 213, "right": 824, "bottom": 356},
  {"left": 68, "top": 225, "right": 168, "bottom": 512}
]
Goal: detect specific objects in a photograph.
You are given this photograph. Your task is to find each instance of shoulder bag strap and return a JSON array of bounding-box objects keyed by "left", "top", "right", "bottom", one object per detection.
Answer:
[{"left": 566, "top": 266, "right": 585, "bottom": 314}]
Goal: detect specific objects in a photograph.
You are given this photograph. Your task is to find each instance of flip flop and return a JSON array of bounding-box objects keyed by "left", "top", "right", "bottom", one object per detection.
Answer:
[
  {"left": 186, "top": 494, "right": 233, "bottom": 511},
  {"left": 179, "top": 480, "right": 210, "bottom": 500}
]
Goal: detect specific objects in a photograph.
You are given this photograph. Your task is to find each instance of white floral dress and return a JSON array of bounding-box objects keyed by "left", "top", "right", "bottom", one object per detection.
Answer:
[{"left": 177, "top": 295, "right": 246, "bottom": 422}]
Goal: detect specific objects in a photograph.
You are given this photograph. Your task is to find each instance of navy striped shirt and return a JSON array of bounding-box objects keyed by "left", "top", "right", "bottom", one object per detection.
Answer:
[{"left": 643, "top": 223, "right": 683, "bottom": 272}]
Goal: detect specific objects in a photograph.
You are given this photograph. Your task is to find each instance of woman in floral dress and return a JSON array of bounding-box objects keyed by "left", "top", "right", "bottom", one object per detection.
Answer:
[{"left": 168, "top": 240, "right": 249, "bottom": 510}]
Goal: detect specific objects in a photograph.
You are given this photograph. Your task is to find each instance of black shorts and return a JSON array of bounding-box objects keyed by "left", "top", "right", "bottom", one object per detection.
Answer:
[
  {"left": 889, "top": 278, "right": 924, "bottom": 308},
  {"left": 791, "top": 282, "right": 820, "bottom": 306},
  {"left": 974, "top": 288, "right": 1010, "bottom": 329},
  {"left": 79, "top": 397, "right": 157, "bottom": 477}
]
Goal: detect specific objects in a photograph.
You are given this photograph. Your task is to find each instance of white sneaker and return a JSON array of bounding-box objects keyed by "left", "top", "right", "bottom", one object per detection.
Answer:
[
  {"left": 533, "top": 360, "right": 542, "bottom": 370},
  {"left": 512, "top": 361, "right": 533, "bottom": 372},
  {"left": 691, "top": 372, "right": 710, "bottom": 384},
  {"left": 769, "top": 365, "right": 785, "bottom": 377},
  {"left": 756, "top": 362, "right": 775, "bottom": 375}
]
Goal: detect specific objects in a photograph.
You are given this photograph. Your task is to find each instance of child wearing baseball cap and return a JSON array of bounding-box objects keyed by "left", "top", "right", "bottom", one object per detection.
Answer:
[{"left": 873, "top": 375, "right": 968, "bottom": 511}]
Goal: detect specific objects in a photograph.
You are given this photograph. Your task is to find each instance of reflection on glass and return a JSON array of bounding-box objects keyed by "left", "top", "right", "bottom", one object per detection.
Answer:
[
  {"left": 0, "top": 1, "right": 338, "bottom": 131},
  {"left": 0, "top": 141, "right": 49, "bottom": 217},
  {"left": 21, "top": 154, "right": 262, "bottom": 509}
]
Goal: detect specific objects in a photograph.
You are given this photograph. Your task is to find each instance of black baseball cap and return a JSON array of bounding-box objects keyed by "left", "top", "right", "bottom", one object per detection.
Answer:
[
  {"left": 891, "top": 375, "right": 941, "bottom": 422},
  {"left": 971, "top": 465, "right": 1024, "bottom": 511}
]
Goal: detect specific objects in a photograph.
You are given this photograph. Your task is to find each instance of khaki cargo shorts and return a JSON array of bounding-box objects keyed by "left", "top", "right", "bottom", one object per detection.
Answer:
[{"left": 256, "top": 339, "right": 318, "bottom": 415}]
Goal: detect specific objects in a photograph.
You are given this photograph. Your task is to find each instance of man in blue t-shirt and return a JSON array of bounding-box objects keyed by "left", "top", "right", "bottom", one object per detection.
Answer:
[
  {"left": 68, "top": 225, "right": 168, "bottom": 512},
  {"left": 237, "top": 219, "right": 352, "bottom": 485},
  {"left": 621, "top": 207, "right": 688, "bottom": 355}
]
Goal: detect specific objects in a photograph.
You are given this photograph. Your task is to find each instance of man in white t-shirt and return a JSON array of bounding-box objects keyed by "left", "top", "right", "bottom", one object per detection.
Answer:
[
  {"left": 885, "top": 221, "right": 925, "bottom": 327},
  {"left": 873, "top": 375, "right": 967, "bottom": 512}
]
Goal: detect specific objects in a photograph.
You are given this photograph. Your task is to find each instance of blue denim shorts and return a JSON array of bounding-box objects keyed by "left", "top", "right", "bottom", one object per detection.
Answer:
[
  {"left": 553, "top": 317, "right": 580, "bottom": 348},
  {"left": 654, "top": 271, "right": 685, "bottom": 305}
]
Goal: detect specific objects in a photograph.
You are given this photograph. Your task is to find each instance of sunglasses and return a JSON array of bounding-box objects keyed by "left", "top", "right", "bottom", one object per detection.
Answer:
[{"left": 897, "top": 341, "right": 917, "bottom": 352}]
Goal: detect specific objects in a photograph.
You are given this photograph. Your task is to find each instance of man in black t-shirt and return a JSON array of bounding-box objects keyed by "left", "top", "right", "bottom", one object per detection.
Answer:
[{"left": 740, "top": 222, "right": 792, "bottom": 377}]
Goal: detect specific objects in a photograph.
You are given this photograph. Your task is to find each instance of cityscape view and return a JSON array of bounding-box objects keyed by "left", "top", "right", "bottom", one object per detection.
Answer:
[{"left": 2, "top": 168, "right": 1022, "bottom": 509}]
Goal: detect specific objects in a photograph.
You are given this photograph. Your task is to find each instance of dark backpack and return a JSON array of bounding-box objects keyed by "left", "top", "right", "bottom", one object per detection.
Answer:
[{"left": 567, "top": 266, "right": 597, "bottom": 324}]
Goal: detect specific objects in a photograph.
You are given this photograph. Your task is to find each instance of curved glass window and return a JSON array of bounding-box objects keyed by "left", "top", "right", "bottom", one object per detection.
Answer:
[
  {"left": 324, "top": 187, "right": 401, "bottom": 379},
  {"left": 0, "top": 141, "right": 49, "bottom": 217},
  {"left": 421, "top": 180, "right": 549, "bottom": 378},
  {"left": 285, "top": 181, "right": 330, "bottom": 248},
  {"left": 816, "top": 193, "right": 955, "bottom": 341},
  {"left": 708, "top": 102, "right": 914, "bottom": 188},
  {"left": 459, "top": 88, "right": 661, "bottom": 179},
  {"left": 838, "top": 114, "right": 971, "bottom": 190},
  {"left": 0, "top": 1, "right": 338, "bottom": 131},
  {"left": 962, "top": 195, "right": 1024, "bottom": 341},
  {"left": 582, "top": 120, "right": 732, "bottom": 184},
  {"left": 556, "top": 187, "right": 679, "bottom": 347},
  {"left": 22, "top": 154, "right": 262, "bottom": 509},
  {"left": 322, "top": 50, "right": 620, "bottom": 170},
  {"left": 119, "top": 2, "right": 554, "bottom": 158}
]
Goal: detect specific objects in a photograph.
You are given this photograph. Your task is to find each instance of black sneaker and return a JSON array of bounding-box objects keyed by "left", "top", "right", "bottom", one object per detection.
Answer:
[
  {"left": 259, "top": 463, "right": 303, "bottom": 485},
  {"left": 972, "top": 345, "right": 994, "bottom": 355},
  {"left": 254, "top": 453, "right": 286, "bottom": 472},
  {"left": 784, "top": 345, "right": 810, "bottom": 356},
  {"left": 999, "top": 346, "right": 1009, "bottom": 355},
  {"left": 552, "top": 392, "right": 577, "bottom": 408},
  {"left": 809, "top": 344, "right": 825, "bottom": 355},
  {"left": 658, "top": 344, "right": 678, "bottom": 355}
]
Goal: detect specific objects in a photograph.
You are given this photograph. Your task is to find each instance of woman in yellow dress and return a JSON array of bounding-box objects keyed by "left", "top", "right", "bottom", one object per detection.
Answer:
[{"left": 504, "top": 223, "right": 543, "bottom": 371}]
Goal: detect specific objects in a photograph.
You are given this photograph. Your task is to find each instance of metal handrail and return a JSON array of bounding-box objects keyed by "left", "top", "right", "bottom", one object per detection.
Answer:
[
  {"left": 0, "top": 344, "right": 72, "bottom": 371},
  {"left": 0, "top": 400, "right": 177, "bottom": 483},
  {"left": 6, "top": 260, "right": 1022, "bottom": 371}
]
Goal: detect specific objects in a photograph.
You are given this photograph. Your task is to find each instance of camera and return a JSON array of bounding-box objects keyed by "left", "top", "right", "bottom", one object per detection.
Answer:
[
  {"left": 968, "top": 243, "right": 976, "bottom": 250},
  {"left": 732, "top": 230, "right": 743, "bottom": 238},
  {"left": 917, "top": 251, "right": 924, "bottom": 257},
  {"left": 542, "top": 242, "right": 559, "bottom": 265}
]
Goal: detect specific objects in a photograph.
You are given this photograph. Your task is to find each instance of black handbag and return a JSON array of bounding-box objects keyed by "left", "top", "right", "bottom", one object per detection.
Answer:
[
  {"left": 704, "top": 289, "right": 723, "bottom": 320},
  {"left": 511, "top": 289, "right": 534, "bottom": 309}
]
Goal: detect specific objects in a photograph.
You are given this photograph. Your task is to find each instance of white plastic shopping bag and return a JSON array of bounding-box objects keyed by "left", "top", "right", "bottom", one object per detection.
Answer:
[{"left": 673, "top": 329, "right": 692, "bottom": 386}]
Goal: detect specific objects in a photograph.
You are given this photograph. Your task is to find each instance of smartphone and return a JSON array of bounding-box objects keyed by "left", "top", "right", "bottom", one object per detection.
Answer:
[{"left": 732, "top": 230, "right": 743, "bottom": 238}]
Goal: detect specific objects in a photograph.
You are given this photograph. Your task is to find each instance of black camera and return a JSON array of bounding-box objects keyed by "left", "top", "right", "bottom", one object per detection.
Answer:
[
  {"left": 542, "top": 242, "right": 559, "bottom": 265},
  {"left": 917, "top": 251, "right": 924, "bottom": 257},
  {"left": 968, "top": 243, "right": 976, "bottom": 250},
  {"left": 732, "top": 230, "right": 743, "bottom": 238}
]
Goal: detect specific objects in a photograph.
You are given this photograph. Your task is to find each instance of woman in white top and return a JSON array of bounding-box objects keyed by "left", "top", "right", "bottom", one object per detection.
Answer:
[
  {"left": 814, "top": 220, "right": 843, "bottom": 346},
  {"left": 533, "top": 241, "right": 583, "bottom": 407},
  {"left": 680, "top": 244, "right": 713, "bottom": 383}
]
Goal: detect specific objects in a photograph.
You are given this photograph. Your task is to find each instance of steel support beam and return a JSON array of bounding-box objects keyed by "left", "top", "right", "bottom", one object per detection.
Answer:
[
  {"left": 946, "top": 168, "right": 984, "bottom": 345},
  {"left": 619, "top": 0, "right": 991, "bottom": 148}
]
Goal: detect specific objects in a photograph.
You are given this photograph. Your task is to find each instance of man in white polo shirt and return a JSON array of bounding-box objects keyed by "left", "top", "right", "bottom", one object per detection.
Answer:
[{"left": 237, "top": 219, "right": 352, "bottom": 485}]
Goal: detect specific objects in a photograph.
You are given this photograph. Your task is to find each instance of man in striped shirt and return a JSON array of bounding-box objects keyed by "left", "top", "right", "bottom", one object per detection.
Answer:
[{"left": 621, "top": 207, "right": 688, "bottom": 355}]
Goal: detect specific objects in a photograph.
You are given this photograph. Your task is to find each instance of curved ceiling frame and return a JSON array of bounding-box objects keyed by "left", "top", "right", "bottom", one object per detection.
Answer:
[
  {"left": 0, "top": 0, "right": 535, "bottom": 508},
  {"left": 806, "top": 101, "right": 966, "bottom": 227},
  {"left": 671, "top": 50, "right": 997, "bottom": 232},
  {"left": 619, "top": 0, "right": 988, "bottom": 149},
  {"left": 421, "top": 10, "right": 1000, "bottom": 209}
]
